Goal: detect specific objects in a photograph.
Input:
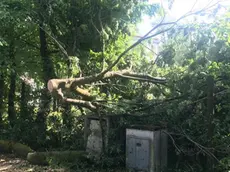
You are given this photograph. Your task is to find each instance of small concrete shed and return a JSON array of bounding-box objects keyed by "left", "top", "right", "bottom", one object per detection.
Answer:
[{"left": 126, "top": 126, "right": 168, "bottom": 172}]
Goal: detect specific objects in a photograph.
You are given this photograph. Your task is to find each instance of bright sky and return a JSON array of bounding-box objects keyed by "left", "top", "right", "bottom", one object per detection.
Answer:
[
  {"left": 164, "top": 0, "right": 227, "bottom": 17},
  {"left": 138, "top": 0, "right": 230, "bottom": 35},
  {"left": 167, "top": 0, "right": 230, "bottom": 18}
]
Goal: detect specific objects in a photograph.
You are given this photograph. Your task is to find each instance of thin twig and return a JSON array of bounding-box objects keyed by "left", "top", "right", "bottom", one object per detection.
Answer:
[
  {"left": 40, "top": 26, "right": 69, "bottom": 58},
  {"left": 180, "top": 128, "right": 220, "bottom": 163},
  {"left": 140, "top": 42, "right": 158, "bottom": 56},
  {"left": 163, "top": 130, "right": 183, "bottom": 153},
  {"left": 99, "top": 7, "right": 206, "bottom": 76}
]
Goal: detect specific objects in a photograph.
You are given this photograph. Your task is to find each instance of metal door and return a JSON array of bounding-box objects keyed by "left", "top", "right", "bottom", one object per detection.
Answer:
[{"left": 126, "top": 137, "right": 150, "bottom": 171}]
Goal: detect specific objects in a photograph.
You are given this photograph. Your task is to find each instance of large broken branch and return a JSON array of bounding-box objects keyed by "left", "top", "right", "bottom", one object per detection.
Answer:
[
  {"left": 47, "top": 70, "right": 166, "bottom": 95},
  {"left": 63, "top": 98, "right": 97, "bottom": 111},
  {"left": 47, "top": 70, "right": 166, "bottom": 110}
]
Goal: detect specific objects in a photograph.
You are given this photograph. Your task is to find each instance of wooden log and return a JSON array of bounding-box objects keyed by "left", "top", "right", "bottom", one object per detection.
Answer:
[
  {"left": 12, "top": 142, "right": 34, "bottom": 159},
  {"left": 0, "top": 140, "right": 12, "bottom": 153},
  {"left": 27, "top": 150, "right": 88, "bottom": 165},
  {"left": 0, "top": 140, "right": 33, "bottom": 158}
]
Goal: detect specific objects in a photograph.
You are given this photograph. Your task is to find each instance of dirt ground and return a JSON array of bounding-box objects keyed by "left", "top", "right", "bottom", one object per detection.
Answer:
[{"left": 0, "top": 154, "right": 68, "bottom": 172}]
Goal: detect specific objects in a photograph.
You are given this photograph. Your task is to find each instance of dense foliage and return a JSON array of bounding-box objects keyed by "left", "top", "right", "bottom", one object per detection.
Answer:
[{"left": 0, "top": 0, "right": 230, "bottom": 171}]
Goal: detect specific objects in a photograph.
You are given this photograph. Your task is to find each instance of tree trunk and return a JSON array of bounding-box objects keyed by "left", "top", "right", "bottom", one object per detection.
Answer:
[
  {"left": 207, "top": 76, "right": 214, "bottom": 139},
  {"left": 0, "top": 73, "right": 4, "bottom": 127},
  {"left": 206, "top": 75, "right": 215, "bottom": 171},
  {"left": 35, "top": 8, "right": 56, "bottom": 144},
  {"left": 20, "top": 81, "right": 29, "bottom": 119},
  {"left": 38, "top": 23, "right": 56, "bottom": 84},
  {"left": 8, "top": 69, "right": 16, "bottom": 127},
  {"left": 8, "top": 42, "right": 16, "bottom": 127}
]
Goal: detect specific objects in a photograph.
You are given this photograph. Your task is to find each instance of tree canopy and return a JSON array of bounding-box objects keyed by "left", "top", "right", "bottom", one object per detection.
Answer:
[{"left": 0, "top": 0, "right": 230, "bottom": 171}]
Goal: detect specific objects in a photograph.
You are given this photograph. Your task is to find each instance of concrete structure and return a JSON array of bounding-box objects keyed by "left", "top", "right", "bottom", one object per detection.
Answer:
[
  {"left": 84, "top": 115, "right": 125, "bottom": 154},
  {"left": 126, "top": 127, "right": 168, "bottom": 172}
]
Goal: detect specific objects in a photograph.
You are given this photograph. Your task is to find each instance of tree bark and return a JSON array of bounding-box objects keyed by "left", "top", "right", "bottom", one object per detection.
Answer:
[
  {"left": 0, "top": 73, "right": 4, "bottom": 127},
  {"left": 35, "top": 6, "right": 56, "bottom": 143},
  {"left": 36, "top": 24, "right": 53, "bottom": 121},
  {"left": 8, "top": 42, "right": 16, "bottom": 127},
  {"left": 39, "top": 23, "right": 56, "bottom": 84},
  {"left": 47, "top": 70, "right": 166, "bottom": 111},
  {"left": 207, "top": 76, "right": 214, "bottom": 139},
  {"left": 20, "top": 81, "right": 30, "bottom": 119},
  {"left": 8, "top": 70, "right": 16, "bottom": 126},
  {"left": 206, "top": 75, "right": 215, "bottom": 171},
  {"left": 48, "top": 70, "right": 166, "bottom": 93}
]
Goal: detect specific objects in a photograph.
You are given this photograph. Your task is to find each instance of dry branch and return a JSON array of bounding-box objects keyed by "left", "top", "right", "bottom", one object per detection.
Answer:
[
  {"left": 47, "top": 70, "right": 165, "bottom": 110},
  {"left": 48, "top": 70, "right": 166, "bottom": 94},
  {"left": 64, "top": 98, "right": 98, "bottom": 111}
]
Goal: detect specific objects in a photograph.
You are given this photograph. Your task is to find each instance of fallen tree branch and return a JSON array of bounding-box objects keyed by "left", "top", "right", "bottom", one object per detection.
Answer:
[
  {"left": 180, "top": 128, "right": 220, "bottom": 163},
  {"left": 47, "top": 70, "right": 165, "bottom": 110},
  {"left": 47, "top": 70, "right": 166, "bottom": 95},
  {"left": 163, "top": 131, "right": 183, "bottom": 154},
  {"left": 63, "top": 98, "right": 98, "bottom": 111},
  {"left": 164, "top": 131, "right": 220, "bottom": 163}
]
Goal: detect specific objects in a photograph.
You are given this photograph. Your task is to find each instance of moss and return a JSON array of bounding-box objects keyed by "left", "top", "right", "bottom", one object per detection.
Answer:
[
  {"left": 27, "top": 152, "right": 49, "bottom": 166},
  {"left": 0, "top": 140, "right": 12, "bottom": 153},
  {"left": 27, "top": 151, "right": 87, "bottom": 166},
  {"left": 12, "top": 143, "right": 34, "bottom": 159},
  {"left": 49, "top": 151, "right": 87, "bottom": 162},
  {"left": 0, "top": 140, "right": 33, "bottom": 159}
]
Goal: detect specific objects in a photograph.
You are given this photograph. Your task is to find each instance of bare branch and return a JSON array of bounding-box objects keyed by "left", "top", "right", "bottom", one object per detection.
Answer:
[
  {"left": 98, "top": 16, "right": 167, "bottom": 76},
  {"left": 181, "top": 129, "right": 220, "bottom": 163},
  {"left": 190, "top": 0, "right": 199, "bottom": 12},
  {"left": 163, "top": 131, "right": 183, "bottom": 154},
  {"left": 39, "top": 26, "right": 69, "bottom": 59},
  {"left": 140, "top": 42, "right": 158, "bottom": 56},
  {"left": 91, "top": 18, "right": 100, "bottom": 35},
  {"left": 47, "top": 70, "right": 166, "bottom": 95},
  {"left": 64, "top": 98, "right": 97, "bottom": 111}
]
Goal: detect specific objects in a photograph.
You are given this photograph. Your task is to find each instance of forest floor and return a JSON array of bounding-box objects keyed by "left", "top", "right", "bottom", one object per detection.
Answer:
[
  {"left": 0, "top": 154, "right": 127, "bottom": 172},
  {"left": 0, "top": 154, "right": 68, "bottom": 172}
]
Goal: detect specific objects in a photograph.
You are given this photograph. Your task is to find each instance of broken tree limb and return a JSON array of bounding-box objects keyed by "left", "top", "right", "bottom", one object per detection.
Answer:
[
  {"left": 47, "top": 70, "right": 165, "bottom": 111},
  {"left": 64, "top": 98, "right": 98, "bottom": 111},
  {"left": 47, "top": 70, "right": 166, "bottom": 94}
]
